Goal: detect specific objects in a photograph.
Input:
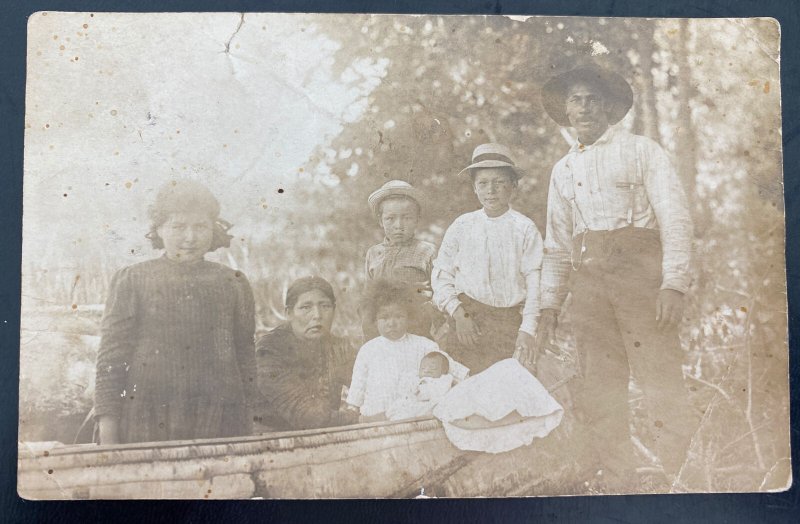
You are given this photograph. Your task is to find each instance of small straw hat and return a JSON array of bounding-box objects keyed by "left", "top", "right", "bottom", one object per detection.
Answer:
[
  {"left": 457, "top": 143, "right": 525, "bottom": 178},
  {"left": 367, "top": 180, "right": 422, "bottom": 216}
]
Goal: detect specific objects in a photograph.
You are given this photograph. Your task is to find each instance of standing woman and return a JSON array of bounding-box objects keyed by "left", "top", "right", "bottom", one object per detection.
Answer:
[{"left": 94, "top": 180, "right": 257, "bottom": 444}]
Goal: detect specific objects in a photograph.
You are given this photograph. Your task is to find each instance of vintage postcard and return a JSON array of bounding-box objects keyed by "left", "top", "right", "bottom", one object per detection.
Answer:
[{"left": 18, "top": 12, "right": 789, "bottom": 499}]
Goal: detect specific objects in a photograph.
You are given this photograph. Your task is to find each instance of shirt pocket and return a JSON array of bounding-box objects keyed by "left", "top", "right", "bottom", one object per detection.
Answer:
[
  {"left": 613, "top": 148, "right": 650, "bottom": 223},
  {"left": 366, "top": 249, "right": 386, "bottom": 279}
]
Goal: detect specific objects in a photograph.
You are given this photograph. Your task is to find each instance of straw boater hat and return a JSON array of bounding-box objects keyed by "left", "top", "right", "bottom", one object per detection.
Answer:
[
  {"left": 541, "top": 64, "right": 634, "bottom": 127},
  {"left": 456, "top": 143, "right": 525, "bottom": 179},
  {"left": 368, "top": 180, "right": 422, "bottom": 216}
]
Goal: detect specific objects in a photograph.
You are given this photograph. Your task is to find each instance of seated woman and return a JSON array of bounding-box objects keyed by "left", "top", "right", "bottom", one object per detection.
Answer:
[
  {"left": 255, "top": 277, "right": 359, "bottom": 431},
  {"left": 94, "top": 180, "right": 257, "bottom": 444}
]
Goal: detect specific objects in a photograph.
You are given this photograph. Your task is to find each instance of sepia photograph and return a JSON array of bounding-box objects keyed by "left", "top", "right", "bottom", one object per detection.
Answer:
[{"left": 17, "top": 12, "right": 789, "bottom": 499}]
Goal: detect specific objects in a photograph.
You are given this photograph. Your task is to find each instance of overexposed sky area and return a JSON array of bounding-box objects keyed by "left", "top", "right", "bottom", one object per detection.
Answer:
[{"left": 23, "top": 12, "right": 387, "bottom": 273}]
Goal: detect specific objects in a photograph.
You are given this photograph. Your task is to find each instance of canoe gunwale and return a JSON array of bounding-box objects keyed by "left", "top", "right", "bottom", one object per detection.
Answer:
[{"left": 18, "top": 416, "right": 444, "bottom": 470}]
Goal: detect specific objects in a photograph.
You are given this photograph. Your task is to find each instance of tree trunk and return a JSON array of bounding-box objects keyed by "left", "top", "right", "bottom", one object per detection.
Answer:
[
  {"left": 674, "top": 19, "right": 698, "bottom": 214},
  {"left": 637, "top": 25, "right": 661, "bottom": 142}
]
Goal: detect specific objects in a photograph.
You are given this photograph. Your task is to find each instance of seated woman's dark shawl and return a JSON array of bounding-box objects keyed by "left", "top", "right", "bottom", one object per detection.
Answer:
[{"left": 255, "top": 324, "right": 355, "bottom": 431}]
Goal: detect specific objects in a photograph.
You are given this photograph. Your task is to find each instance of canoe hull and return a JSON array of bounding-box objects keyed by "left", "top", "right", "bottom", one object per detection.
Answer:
[
  {"left": 19, "top": 417, "right": 571, "bottom": 499},
  {"left": 19, "top": 418, "right": 462, "bottom": 499}
]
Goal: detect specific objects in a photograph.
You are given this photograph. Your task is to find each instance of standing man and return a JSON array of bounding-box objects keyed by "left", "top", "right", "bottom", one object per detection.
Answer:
[{"left": 533, "top": 64, "right": 699, "bottom": 492}]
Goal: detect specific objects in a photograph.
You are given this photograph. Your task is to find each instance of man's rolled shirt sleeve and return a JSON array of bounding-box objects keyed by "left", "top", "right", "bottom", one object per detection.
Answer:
[
  {"left": 540, "top": 162, "right": 575, "bottom": 311},
  {"left": 640, "top": 138, "right": 693, "bottom": 294}
]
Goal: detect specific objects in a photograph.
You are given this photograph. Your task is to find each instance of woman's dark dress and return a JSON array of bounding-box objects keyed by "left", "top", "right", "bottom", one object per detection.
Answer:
[
  {"left": 255, "top": 325, "right": 356, "bottom": 431},
  {"left": 94, "top": 256, "right": 257, "bottom": 443}
]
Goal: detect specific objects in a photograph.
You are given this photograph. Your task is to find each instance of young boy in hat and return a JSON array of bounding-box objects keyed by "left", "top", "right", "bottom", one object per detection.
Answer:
[
  {"left": 432, "top": 143, "right": 544, "bottom": 374},
  {"left": 362, "top": 180, "right": 437, "bottom": 340}
]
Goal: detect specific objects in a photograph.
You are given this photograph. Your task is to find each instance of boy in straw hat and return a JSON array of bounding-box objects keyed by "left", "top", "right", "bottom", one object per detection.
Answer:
[
  {"left": 536, "top": 63, "right": 697, "bottom": 491},
  {"left": 363, "top": 180, "right": 437, "bottom": 340},
  {"left": 431, "top": 143, "right": 544, "bottom": 375}
]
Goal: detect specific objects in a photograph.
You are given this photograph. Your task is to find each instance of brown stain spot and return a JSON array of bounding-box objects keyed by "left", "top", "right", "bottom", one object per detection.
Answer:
[
  {"left": 207, "top": 489, "right": 212, "bottom": 494},
  {"left": 45, "top": 123, "right": 50, "bottom": 128},
  {"left": 110, "top": 109, "right": 118, "bottom": 116},
  {"left": 125, "top": 181, "right": 132, "bottom": 189},
  {"left": 59, "top": 45, "right": 65, "bottom": 51},
  {"left": 634, "top": 341, "right": 641, "bottom": 348},
  {"left": 654, "top": 420, "right": 664, "bottom": 428},
  {"left": 764, "top": 81, "right": 770, "bottom": 94},
  {"left": 74, "top": 56, "right": 79, "bottom": 61},
  {"left": 298, "top": 167, "right": 304, "bottom": 172},
  {"left": 48, "top": 469, "right": 53, "bottom": 474},
  {"left": 90, "top": 14, "right": 94, "bottom": 17},
  {"left": 114, "top": 151, "right": 120, "bottom": 156},
  {"left": 233, "top": 129, "right": 239, "bottom": 134},
  {"left": 53, "top": 35, "right": 58, "bottom": 40},
  {"left": 204, "top": 494, "right": 209, "bottom": 499},
  {"left": 43, "top": 450, "right": 49, "bottom": 457},
  {"left": 49, "top": 145, "right": 54, "bottom": 150},
  {"left": 83, "top": 24, "right": 89, "bottom": 29},
  {"left": 740, "top": 306, "right": 748, "bottom": 313},
  {"left": 223, "top": 144, "right": 228, "bottom": 148}
]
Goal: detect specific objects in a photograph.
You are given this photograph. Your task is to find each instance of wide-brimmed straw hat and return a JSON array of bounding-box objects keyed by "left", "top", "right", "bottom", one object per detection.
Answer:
[
  {"left": 541, "top": 64, "right": 633, "bottom": 127},
  {"left": 368, "top": 180, "right": 422, "bottom": 216},
  {"left": 456, "top": 143, "right": 525, "bottom": 178}
]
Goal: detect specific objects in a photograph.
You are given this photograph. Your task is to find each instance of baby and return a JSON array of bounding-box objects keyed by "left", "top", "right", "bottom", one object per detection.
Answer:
[{"left": 386, "top": 351, "right": 454, "bottom": 421}]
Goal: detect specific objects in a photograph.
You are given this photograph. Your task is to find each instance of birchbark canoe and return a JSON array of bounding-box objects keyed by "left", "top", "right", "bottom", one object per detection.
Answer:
[{"left": 18, "top": 416, "right": 572, "bottom": 499}]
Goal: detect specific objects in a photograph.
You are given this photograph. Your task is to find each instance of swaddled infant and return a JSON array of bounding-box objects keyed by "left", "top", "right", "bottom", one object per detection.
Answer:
[{"left": 386, "top": 352, "right": 453, "bottom": 420}]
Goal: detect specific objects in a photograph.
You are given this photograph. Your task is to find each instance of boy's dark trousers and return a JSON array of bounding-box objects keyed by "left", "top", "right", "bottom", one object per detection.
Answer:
[
  {"left": 440, "top": 294, "right": 521, "bottom": 375},
  {"left": 567, "top": 227, "right": 700, "bottom": 489}
]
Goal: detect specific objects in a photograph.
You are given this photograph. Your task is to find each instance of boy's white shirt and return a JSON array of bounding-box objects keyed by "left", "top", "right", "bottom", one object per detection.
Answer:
[{"left": 431, "top": 207, "right": 544, "bottom": 334}]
